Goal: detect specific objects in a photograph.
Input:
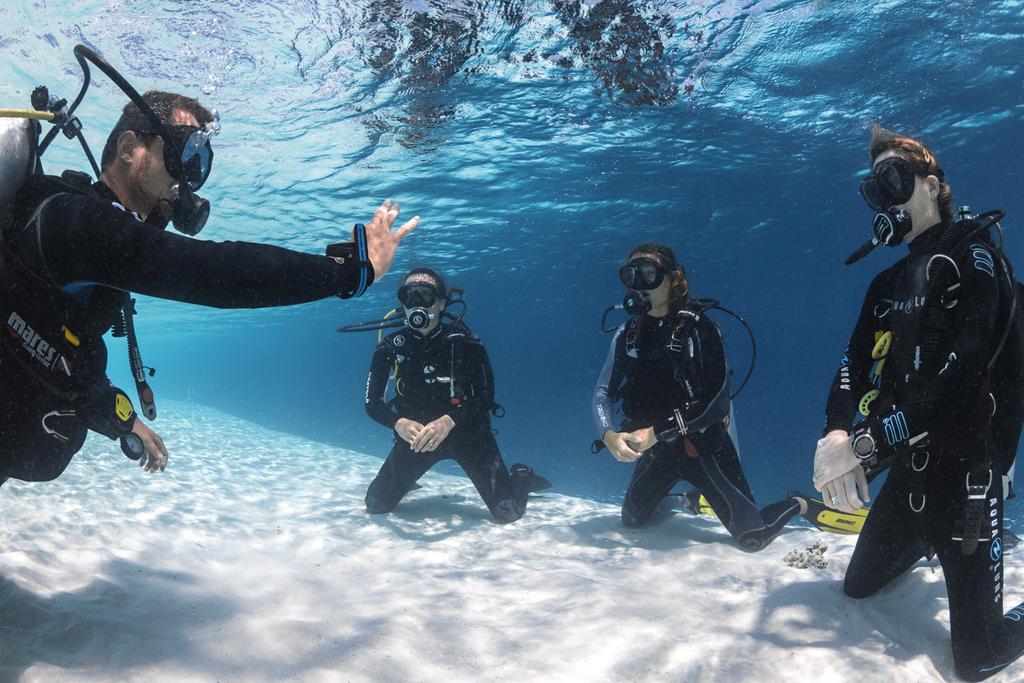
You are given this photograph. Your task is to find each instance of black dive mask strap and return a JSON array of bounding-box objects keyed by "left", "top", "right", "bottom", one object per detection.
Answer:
[{"left": 71, "top": 45, "right": 212, "bottom": 236}]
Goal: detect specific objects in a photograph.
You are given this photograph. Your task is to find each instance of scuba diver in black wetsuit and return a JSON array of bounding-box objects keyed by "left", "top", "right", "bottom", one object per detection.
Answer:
[
  {"left": 352, "top": 268, "right": 549, "bottom": 523},
  {"left": 592, "top": 243, "right": 805, "bottom": 551},
  {"left": 0, "top": 46, "right": 418, "bottom": 490},
  {"left": 814, "top": 126, "right": 1024, "bottom": 682}
]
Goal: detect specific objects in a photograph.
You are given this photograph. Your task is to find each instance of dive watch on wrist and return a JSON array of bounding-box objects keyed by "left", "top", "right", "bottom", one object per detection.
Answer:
[{"left": 851, "top": 428, "right": 876, "bottom": 460}]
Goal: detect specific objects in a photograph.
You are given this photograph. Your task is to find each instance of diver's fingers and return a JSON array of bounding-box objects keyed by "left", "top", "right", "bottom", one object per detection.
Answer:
[
  {"left": 372, "top": 199, "right": 400, "bottom": 228},
  {"left": 621, "top": 434, "right": 643, "bottom": 457},
  {"left": 412, "top": 426, "right": 435, "bottom": 452},
  {"left": 154, "top": 433, "right": 168, "bottom": 459},
  {"left": 840, "top": 473, "right": 861, "bottom": 512},
  {"left": 150, "top": 434, "right": 168, "bottom": 472},
  {"left": 855, "top": 466, "right": 870, "bottom": 504},
  {"left": 823, "top": 481, "right": 838, "bottom": 510},
  {"left": 394, "top": 216, "right": 420, "bottom": 241},
  {"left": 372, "top": 200, "right": 393, "bottom": 224},
  {"left": 611, "top": 440, "right": 638, "bottom": 462}
]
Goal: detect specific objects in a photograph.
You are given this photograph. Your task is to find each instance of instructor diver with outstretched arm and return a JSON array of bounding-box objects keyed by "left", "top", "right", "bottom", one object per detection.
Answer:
[
  {"left": 813, "top": 125, "right": 1024, "bottom": 681},
  {"left": 0, "top": 45, "right": 418, "bottom": 488}
]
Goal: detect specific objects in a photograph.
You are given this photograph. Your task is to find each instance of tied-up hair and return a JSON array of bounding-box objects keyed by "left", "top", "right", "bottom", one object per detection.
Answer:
[
  {"left": 869, "top": 124, "right": 955, "bottom": 224},
  {"left": 627, "top": 242, "right": 690, "bottom": 317}
]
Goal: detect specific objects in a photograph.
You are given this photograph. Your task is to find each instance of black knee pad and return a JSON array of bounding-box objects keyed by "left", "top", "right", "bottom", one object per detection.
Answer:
[
  {"left": 842, "top": 574, "right": 875, "bottom": 599},
  {"left": 952, "top": 657, "right": 993, "bottom": 683},
  {"left": 365, "top": 495, "right": 396, "bottom": 515},
  {"left": 491, "top": 498, "right": 523, "bottom": 524},
  {"left": 621, "top": 508, "right": 648, "bottom": 528},
  {"left": 735, "top": 534, "right": 768, "bottom": 553}
]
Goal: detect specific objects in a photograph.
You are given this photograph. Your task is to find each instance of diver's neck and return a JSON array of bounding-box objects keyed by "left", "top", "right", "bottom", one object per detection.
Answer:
[
  {"left": 905, "top": 206, "right": 943, "bottom": 244},
  {"left": 647, "top": 303, "right": 670, "bottom": 318},
  {"left": 100, "top": 170, "right": 150, "bottom": 219}
]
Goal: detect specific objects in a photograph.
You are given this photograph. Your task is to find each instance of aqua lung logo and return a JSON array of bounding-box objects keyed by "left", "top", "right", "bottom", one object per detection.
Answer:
[
  {"left": 5, "top": 311, "right": 71, "bottom": 375},
  {"left": 989, "top": 496, "right": 1002, "bottom": 605},
  {"left": 838, "top": 350, "right": 852, "bottom": 392},
  {"left": 891, "top": 296, "right": 927, "bottom": 314}
]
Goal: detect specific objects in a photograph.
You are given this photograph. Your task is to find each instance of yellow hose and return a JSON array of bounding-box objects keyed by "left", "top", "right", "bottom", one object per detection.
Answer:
[
  {"left": 0, "top": 109, "right": 54, "bottom": 121},
  {"left": 378, "top": 307, "right": 401, "bottom": 344}
]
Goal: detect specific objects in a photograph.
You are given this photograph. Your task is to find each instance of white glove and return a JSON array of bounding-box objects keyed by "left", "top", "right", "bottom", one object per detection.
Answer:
[
  {"left": 813, "top": 431, "right": 870, "bottom": 512},
  {"left": 822, "top": 467, "right": 870, "bottom": 513}
]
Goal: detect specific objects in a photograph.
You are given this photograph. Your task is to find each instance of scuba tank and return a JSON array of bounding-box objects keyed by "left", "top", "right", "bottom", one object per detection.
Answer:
[{"left": 0, "top": 117, "right": 37, "bottom": 229}]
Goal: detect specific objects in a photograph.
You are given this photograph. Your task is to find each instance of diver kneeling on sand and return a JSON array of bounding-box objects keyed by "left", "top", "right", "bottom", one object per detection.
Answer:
[
  {"left": 0, "top": 45, "right": 417, "bottom": 490},
  {"left": 813, "top": 125, "right": 1024, "bottom": 681},
  {"left": 340, "top": 268, "right": 549, "bottom": 523},
  {"left": 592, "top": 242, "right": 805, "bottom": 550}
]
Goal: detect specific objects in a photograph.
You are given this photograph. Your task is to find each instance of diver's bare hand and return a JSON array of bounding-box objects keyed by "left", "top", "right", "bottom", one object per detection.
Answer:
[
  {"left": 603, "top": 430, "right": 644, "bottom": 463},
  {"left": 413, "top": 415, "right": 455, "bottom": 453},
  {"left": 132, "top": 420, "right": 168, "bottom": 473},
  {"left": 630, "top": 426, "right": 657, "bottom": 452},
  {"left": 395, "top": 418, "right": 425, "bottom": 445},
  {"left": 365, "top": 199, "right": 419, "bottom": 281}
]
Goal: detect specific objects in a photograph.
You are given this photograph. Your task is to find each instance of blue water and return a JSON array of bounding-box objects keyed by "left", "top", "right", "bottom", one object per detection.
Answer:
[{"left": 3, "top": 1, "right": 1023, "bottom": 507}]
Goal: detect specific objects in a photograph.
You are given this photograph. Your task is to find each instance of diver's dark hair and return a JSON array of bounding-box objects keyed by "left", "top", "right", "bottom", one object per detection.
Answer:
[
  {"left": 869, "top": 124, "right": 954, "bottom": 224},
  {"left": 402, "top": 267, "right": 448, "bottom": 299},
  {"left": 100, "top": 91, "right": 215, "bottom": 171},
  {"left": 628, "top": 242, "right": 690, "bottom": 315}
]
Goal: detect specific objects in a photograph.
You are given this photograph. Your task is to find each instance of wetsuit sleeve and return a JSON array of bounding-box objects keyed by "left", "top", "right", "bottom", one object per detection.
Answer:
[
  {"left": 365, "top": 343, "right": 400, "bottom": 429},
  {"left": 448, "top": 339, "right": 494, "bottom": 426},
  {"left": 592, "top": 325, "right": 626, "bottom": 436},
  {"left": 869, "top": 246, "right": 1002, "bottom": 458},
  {"left": 823, "top": 273, "right": 887, "bottom": 435},
  {"left": 35, "top": 194, "right": 372, "bottom": 307},
  {"left": 679, "top": 315, "right": 731, "bottom": 433}
]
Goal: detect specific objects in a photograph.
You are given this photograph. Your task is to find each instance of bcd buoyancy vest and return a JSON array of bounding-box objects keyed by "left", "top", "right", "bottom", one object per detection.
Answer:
[
  {"left": 861, "top": 211, "right": 1024, "bottom": 480},
  {"left": 619, "top": 298, "right": 732, "bottom": 428},
  {"left": 382, "top": 322, "right": 501, "bottom": 418},
  {"left": 1, "top": 168, "right": 156, "bottom": 414}
]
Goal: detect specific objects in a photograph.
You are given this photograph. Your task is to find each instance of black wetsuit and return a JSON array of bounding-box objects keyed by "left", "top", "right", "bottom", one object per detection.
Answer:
[
  {"left": 0, "top": 179, "right": 370, "bottom": 483},
  {"left": 825, "top": 220, "right": 1024, "bottom": 681},
  {"left": 363, "top": 322, "right": 534, "bottom": 523},
  {"left": 593, "top": 306, "right": 800, "bottom": 551}
]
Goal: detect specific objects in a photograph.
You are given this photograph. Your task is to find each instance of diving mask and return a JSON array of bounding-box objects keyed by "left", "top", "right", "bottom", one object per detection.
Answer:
[
  {"left": 398, "top": 283, "right": 442, "bottom": 308},
  {"left": 859, "top": 156, "right": 918, "bottom": 213},
  {"left": 619, "top": 257, "right": 666, "bottom": 291}
]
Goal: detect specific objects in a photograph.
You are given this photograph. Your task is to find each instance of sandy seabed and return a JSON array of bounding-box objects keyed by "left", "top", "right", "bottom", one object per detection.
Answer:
[{"left": 1, "top": 401, "right": 1021, "bottom": 682}]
